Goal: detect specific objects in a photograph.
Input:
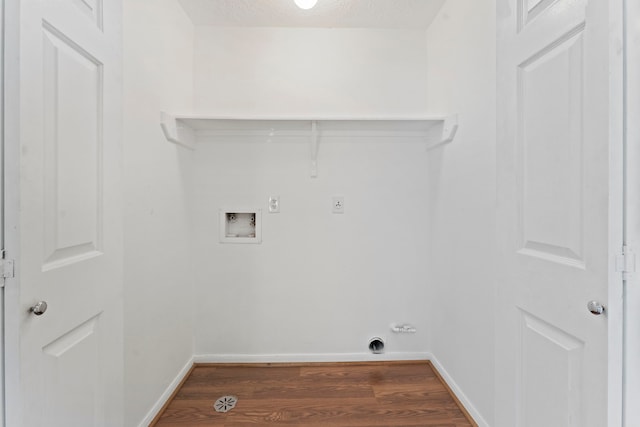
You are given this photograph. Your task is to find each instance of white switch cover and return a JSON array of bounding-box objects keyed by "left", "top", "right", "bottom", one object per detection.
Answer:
[
  {"left": 268, "top": 196, "right": 280, "bottom": 213},
  {"left": 332, "top": 196, "right": 345, "bottom": 214}
]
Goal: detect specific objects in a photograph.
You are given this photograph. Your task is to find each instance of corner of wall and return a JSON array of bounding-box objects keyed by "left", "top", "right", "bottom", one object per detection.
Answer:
[
  {"left": 424, "top": 0, "right": 497, "bottom": 425},
  {"left": 122, "top": 0, "right": 196, "bottom": 425}
]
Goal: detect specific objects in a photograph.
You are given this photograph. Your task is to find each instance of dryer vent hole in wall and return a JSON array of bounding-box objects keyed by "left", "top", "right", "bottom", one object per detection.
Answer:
[{"left": 368, "top": 337, "right": 385, "bottom": 354}]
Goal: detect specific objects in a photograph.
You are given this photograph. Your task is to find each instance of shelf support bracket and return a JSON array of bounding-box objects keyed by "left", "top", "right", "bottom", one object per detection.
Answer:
[
  {"left": 160, "top": 112, "right": 196, "bottom": 150},
  {"left": 310, "top": 120, "right": 319, "bottom": 178},
  {"left": 426, "top": 114, "right": 459, "bottom": 151},
  {"left": 441, "top": 114, "right": 459, "bottom": 144}
]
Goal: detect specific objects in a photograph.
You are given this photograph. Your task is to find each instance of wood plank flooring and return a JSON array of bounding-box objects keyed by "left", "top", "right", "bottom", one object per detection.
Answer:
[{"left": 152, "top": 361, "right": 476, "bottom": 427}]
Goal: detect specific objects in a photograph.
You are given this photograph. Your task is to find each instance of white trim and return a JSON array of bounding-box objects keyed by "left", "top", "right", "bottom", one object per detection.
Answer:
[
  {"left": 193, "top": 352, "right": 431, "bottom": 364},
  {"left": 137, "top": 357, "right": 194, "bottom": 427},
  {"left": 609, "top": 0, "right": 626, "bottom": 425},
  {"left": 428, "top": 354, "right": 490, "bottom": 427},
  {"left": 0, "top": 0, "right": 5, "bottom": 422},
  {"left": 623, "top": 0, "right": 640, "bottom": 424},
  {"left": 2, "top": 0, "right": 19, "bottom": 424}
]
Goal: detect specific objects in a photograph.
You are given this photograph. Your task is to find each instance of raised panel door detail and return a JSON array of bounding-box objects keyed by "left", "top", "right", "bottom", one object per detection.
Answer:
[
  {"left": 518, "top": 0, "right": 559, "bottom": 31},
  {"left": 42, "top": 22, "right": 104, "bottom": 271},
  {"left": 518, "top": 310, "right": 584, "bottom": 427},
  {"left": 42, "top": 315, "right": 103, "bottom": 426},
  {"left": 70, "top": 0, "right": 103, "bottom": 30},
  {"left": 516, "top": 25, "right": 585, "bottom": 268}
]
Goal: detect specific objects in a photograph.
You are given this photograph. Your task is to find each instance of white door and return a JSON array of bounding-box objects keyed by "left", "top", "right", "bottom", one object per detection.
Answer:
[
  {"left": 4, "top": 0, "right": 123, "bottom": 425},
  {"left": 496, "top": 0, "right": 623, "bottom": 426}
]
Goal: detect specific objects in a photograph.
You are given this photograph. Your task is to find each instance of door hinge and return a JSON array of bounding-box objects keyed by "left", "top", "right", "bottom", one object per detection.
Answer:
[
  {"left": 0, "top": 250, "right": 15, "bottom": 287},
  {"left": 616, "top": 245, "right": 636, "bottom": 279}
]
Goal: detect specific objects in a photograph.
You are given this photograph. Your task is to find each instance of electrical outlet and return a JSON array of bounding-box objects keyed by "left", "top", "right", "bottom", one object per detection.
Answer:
[
  {"left": 332, "top": 196, "right": 344, "bottom": 214},
  {"left": 268, "top": 196, "right": 280, "bottom": 213}
]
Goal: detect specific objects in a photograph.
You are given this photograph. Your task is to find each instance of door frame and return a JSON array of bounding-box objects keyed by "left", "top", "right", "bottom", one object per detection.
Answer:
[
  {"left": 3, "top": 0, "right": 20, "bottom": 424},
  {"left": 623, "top": 0, "right": 640, "bottom": 425},
  {"left": 0, "top": 0, "right": 5, "bottom": 422},
  {"left": 606, "top": 1, "right": 626, "bottom": 425},
  {"left": 608, "top": 1, "right": 626, "bottom": 425}
]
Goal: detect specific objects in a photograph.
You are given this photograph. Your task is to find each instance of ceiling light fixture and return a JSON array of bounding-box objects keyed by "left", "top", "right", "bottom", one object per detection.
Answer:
[{"left": 294, "top": 0, "right": 318, "bottom": 10}]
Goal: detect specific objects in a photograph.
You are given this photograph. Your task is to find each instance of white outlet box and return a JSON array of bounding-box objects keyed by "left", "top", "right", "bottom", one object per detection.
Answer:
[
  {"left": 268, "top": 196, "right": 280, "bottom": 213},
  {"left": 332, "top": 196, "right": 345, "bottom": 214},
  {"left": 219, "top": 209, "right": 262, "bottom": 243}
]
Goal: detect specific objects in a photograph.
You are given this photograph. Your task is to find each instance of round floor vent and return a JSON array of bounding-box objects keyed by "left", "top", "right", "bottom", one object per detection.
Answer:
[{"left": 214, "top": 395, "right": 238, "bottom": 413}]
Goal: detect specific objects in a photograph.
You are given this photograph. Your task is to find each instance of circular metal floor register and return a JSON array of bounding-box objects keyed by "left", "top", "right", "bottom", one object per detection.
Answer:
[{"left": 214, "top": 395, "right": 238, "bottom": 413}]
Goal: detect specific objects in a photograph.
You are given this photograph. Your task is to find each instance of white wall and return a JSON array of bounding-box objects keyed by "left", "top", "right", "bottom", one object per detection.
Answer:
[
  {"left": 190, "top": 27, "right": 434, "bottom": 360},
  {"left": 194, "top": 27, "right": 429, "bottom": 116},
  {"left": 192, "top": 136, "right": 432, "bottom": 360},
  {"left": 122, "top": 1, "right": 195, "bottom": 425},
  {"left": 426, "top": 0, "right": 496, "bottom": 425}
]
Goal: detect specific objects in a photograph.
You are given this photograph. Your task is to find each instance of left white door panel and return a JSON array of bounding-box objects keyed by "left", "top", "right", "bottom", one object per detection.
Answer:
[{"left": 5, "top": 0, "right": 123, "bottom": 425}]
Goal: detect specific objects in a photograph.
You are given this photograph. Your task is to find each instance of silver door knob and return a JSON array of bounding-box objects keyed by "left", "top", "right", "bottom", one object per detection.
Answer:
[
  {"left": 30, "top": 301, "right": 48, "bottom": 316},
  {"left": 587, "top": 300, "right": 605, "bottom": 316}
]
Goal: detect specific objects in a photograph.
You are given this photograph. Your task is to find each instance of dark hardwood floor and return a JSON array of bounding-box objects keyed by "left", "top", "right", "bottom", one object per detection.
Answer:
[{"left": 152, "top": 361, "right": 477, "bottom": 426}]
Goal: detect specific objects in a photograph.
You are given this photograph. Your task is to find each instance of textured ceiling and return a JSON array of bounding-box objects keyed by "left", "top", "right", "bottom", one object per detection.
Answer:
[{"left": 177, "top": 0, "right": 446, "bottom": 28}]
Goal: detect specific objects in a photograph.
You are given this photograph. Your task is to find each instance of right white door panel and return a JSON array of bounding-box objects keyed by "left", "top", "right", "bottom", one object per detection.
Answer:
[{"left": 496, "top": 0, "right": 621, "bottom": 425}]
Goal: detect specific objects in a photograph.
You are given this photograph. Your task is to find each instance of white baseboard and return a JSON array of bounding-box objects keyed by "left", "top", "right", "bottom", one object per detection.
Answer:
[
  {"left": 193, "top": 351, "right": 431, "bottom": 364},
  {"left": 138, "top": 356, "right": 194, "bottom": 427},
  {"left": 428, "top": 354, "right": 490, "bottom": 427}
]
